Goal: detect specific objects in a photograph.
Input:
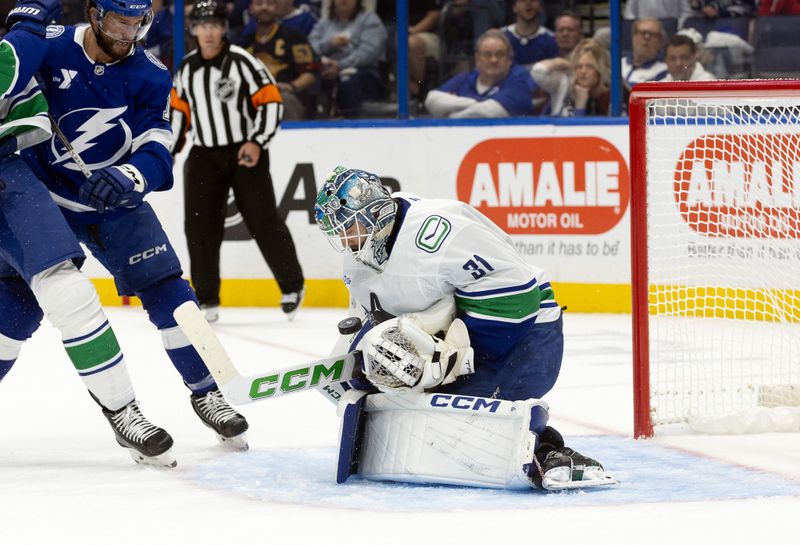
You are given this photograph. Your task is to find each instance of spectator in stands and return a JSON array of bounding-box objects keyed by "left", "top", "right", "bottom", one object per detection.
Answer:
[
  {"left": 228, "top": 0, "right": 252, "bottom": 38},
  {"left": 553, "top": 11, "right": 583, "bottom": 59},
  {"left": 0, "top": 0, "right": 12, "bottom": 34},
  {"left": 425, "top": 29, "right": 537, "bottom": 118},
  {"left": 503, "top": 0, "right": 558, "bottom": 68},
  {"left": 623, "top": 0, "right": 695, "bottom": 28},
  {"left": 622, "top": 18, "right": 668, "bottom": 92},
  {"left": 441, "top": 1, "right": 507, "bottom": 62},
  {"left": 240, "top": 0, "right": 320, "bottom": 119},
  {"left": 378, "top": 1, "right": 442, "bottom": 101},
  {"left": 308, "top": 0, "right": 387, "bottom": 117},
  {"left": 758, "top": 0, "right": 800, "bottom": 14},
  {"left": 277, "top": 0, "right": 318, "bottom": 35},
  {"left": 297, "top": 0, "right": 322, "bottom": 16},
  {"left": 532, "top": 38, "right": 609, "bottom": 116},
  {"left": 145, "top": 1, "right": 175, "bottom": 70},
  {"left": 144, "top": 0, "right": 199, "bottom": 72},
  {"left": 61, "top": 0, "right": 86, "bottom": 25},
  {"left": 663, "top": 33, "right": 716, "bottom": 81},
  {"left": 689, "top": 0, "right": 756, "bottom": 18},
  {"left": 237, "top": 0, "right": 318, "bottom": 47}
]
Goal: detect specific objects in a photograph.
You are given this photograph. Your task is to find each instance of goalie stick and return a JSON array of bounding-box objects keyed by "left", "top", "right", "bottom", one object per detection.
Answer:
[{"left": 173, "top": 301, "right": 365, "bottom": 405}]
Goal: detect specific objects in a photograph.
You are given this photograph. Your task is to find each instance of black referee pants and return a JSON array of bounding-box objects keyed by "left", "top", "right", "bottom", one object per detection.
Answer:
[{"left": 183, "top": 144, "right": 304, "bottom": 307}]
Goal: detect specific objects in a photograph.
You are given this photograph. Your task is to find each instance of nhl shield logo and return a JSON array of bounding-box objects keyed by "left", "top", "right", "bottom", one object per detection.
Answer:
[{"left": 214, "top": 77, "right": 236, "bottom": 102}]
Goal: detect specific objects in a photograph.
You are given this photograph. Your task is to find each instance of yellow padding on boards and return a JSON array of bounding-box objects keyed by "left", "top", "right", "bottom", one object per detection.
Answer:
[
  {"left": 90, "top": 279, "right": 632, "bottom": 313},
  {"left": 649, "top": 285, "right": 800, "bottom": 322}
]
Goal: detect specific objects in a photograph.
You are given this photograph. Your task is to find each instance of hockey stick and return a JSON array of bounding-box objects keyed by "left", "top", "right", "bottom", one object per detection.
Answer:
[
  {"left": 173, "top": 301, "right": 365, "bottom": 405},
  {"left": 48, "top": 113, "right": 92, "bottom": 179}
]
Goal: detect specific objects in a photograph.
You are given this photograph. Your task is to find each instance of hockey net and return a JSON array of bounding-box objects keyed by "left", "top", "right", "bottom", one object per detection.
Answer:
[{"left": 629, "top": 81, "right": 800, "bottom": 437}]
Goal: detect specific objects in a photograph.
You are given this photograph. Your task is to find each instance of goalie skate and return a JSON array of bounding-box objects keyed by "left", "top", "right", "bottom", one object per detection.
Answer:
[
  {"left": 102, "top": 400, "right": 177, "bottom": 468},
  {"left": 190, "top": 388, "right": 249, "bottom": 450},
  {"left": 531, "top": 447, "right": 619, "bottom": 491},
  {"left": 529, "top": 426, "right": 618, "bottom": 491}
]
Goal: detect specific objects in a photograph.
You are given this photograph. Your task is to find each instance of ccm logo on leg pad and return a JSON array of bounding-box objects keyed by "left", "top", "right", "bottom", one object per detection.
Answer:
[{"left": 430, "top": 394, "right": 501, "bottom": 413}]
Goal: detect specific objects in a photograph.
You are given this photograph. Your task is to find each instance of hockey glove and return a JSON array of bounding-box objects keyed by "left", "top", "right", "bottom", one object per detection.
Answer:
[
  {"left": 360, "top": 316, "right": 474, "bottom": 394},
  {"left": 6, "top": 0, "right": 61, "bottom": 36},
  {"left": 79, "top": 165, "right": 147, "bottom": 214}
]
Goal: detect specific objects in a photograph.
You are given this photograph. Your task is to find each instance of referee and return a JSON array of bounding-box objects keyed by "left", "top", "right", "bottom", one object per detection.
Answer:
[{"left": 171, "top": 0, "right": 304, "bottom": 322}]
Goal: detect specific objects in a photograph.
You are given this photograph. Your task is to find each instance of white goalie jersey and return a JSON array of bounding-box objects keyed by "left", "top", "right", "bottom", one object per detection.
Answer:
[{"left": 343, "top": 193, "right": 561, "bottom": 367}]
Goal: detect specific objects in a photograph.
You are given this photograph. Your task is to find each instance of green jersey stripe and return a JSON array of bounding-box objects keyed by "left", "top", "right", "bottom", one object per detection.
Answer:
[
  {"left": 0, "top": 93, "right": 48, "bottom": 139},
  {"left": 64, "top": 328, "right": 123, "bottom": 371},
  {"left": 463, "top": 309, "right": 539, "bottom": 324},
  {"left": 0, "top": 41, "right": 20, "bottom": 99},
  {"left": 456, "top": 288, "right": 542, "bottom": 320}
]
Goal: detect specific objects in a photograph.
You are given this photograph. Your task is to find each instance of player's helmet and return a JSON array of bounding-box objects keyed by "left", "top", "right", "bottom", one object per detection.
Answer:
[
  {"left": 314, "top": 166, "right": 397, "bottom": 271},
  {"left": 91, "top": 0, "right": 154, "bottom": 42},
  {"left": 190, "top": 0, "right": 228, "bottom": 25}
]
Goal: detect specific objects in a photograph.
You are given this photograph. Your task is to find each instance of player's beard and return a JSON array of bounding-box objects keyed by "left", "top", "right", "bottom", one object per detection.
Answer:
[{"left": 94, "top": 26, "right": 134, "bottom": 61}]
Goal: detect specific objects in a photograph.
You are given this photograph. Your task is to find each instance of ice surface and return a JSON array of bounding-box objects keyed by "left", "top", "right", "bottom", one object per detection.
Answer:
[{"left": 1, "top": 308, "right": 798, "bottom": 544}]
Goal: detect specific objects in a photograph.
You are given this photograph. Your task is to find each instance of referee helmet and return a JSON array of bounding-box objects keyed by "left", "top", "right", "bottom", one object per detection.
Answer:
[{"left": 190, "top": 0, "right": 227, "bottom": 25}]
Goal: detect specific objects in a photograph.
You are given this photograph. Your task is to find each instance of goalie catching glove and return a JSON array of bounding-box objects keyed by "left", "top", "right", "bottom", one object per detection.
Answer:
[{"left": 360, "top": 315, "right": 474, "bottom": 393}]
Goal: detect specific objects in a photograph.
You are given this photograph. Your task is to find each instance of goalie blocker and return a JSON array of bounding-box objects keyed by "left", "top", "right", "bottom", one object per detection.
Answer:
[{"left": 336, "top": 391, "right": 618, "bottom": 491}]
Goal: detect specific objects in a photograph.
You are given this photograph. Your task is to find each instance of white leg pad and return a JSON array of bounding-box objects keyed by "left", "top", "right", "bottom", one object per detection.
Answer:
[{"left": 337, "top": 391, "right": 549, "bottom": 490}]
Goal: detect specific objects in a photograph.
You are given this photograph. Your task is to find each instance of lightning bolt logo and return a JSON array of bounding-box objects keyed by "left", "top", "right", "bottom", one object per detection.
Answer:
[{"left": 51, "top": 107, "right": 132, "bottom": 171}]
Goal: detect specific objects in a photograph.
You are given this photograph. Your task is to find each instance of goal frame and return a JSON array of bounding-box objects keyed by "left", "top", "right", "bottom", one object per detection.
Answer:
[{"left": 628, "top": 80, "right": 800, "bottom": 438}]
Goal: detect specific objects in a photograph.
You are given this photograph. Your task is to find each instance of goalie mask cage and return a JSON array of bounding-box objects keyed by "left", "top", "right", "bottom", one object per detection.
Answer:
[{"left": 630, "top": 80, "right": 800, "bottom": 438}]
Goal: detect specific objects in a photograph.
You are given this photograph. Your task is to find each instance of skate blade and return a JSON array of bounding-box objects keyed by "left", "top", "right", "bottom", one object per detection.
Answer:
[
  {"left": 217, "top": 432, "right": 249, "bottom": 451},
  {"left": 127, "top": 448, "right": 178, "bottom": 468},
  {"left": 542, "top": 473, "right": 619, "bottom": 491}
]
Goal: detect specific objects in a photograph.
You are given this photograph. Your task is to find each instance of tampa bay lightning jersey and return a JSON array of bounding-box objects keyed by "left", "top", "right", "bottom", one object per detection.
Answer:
[
  {"left": 343, "top": 193, "right": 561, "bottom": 369},
  {"left": 21, "top": 25, "right": 174, "bottom": 224}
]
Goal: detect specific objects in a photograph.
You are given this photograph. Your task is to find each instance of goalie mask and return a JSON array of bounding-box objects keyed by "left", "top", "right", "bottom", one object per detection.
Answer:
[
  {"left": 314, "top": 166, "right": 397, "bottom": 272},
  {"left": 91, "top": 0, "right": 154, "bottom": 44}
]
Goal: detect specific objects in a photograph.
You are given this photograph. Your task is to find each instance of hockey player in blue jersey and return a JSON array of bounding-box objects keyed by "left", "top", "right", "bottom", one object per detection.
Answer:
[
  {"left": 0, "top": 0, "right": 250, "bottom": 462},
  {"left": 1, "top": 0, "right": 178, "bottom": 466}
]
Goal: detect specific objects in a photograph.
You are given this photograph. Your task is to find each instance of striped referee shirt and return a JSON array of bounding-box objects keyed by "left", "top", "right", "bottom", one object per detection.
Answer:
[{"left": 170, "top": 41, "right": 283, "bottom": 151}]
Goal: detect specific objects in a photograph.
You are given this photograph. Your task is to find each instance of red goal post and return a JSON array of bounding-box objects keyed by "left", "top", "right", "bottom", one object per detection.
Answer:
[{"left": 629, "top": 80, "right": 800, "bottom": 438}]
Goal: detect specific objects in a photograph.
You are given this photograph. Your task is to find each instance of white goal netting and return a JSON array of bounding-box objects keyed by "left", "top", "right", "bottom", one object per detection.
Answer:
[{"left": 644, "top": 97, "right": 800, "bottom": 433}]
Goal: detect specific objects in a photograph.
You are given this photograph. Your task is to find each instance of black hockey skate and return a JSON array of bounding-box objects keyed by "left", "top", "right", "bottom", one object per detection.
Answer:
[
  {"left": 280, "top": 287, "right": 305, "bottom": 321},
  {"left": 529, "top": 426, "right": 618, "bottom": 491},
  {"left": 190, "top": 388, "right": 249, "bottom": 450},
  {"left": 102, "top": 400, "right": 176, "bottom": 468}
]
